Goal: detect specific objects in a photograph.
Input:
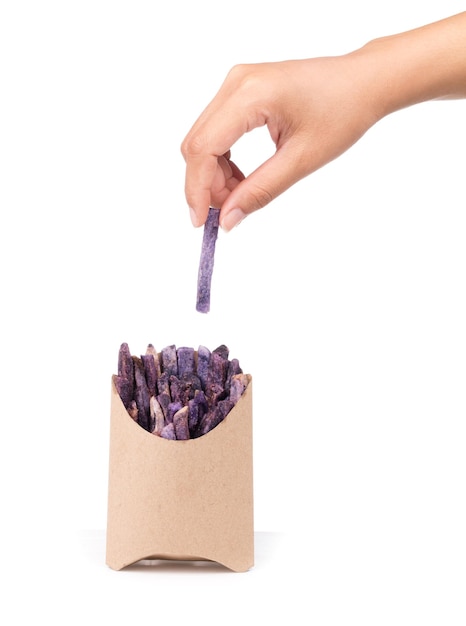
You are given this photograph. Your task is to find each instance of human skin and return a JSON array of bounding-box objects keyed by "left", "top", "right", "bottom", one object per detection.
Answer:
[{"left": 181, "top": 11, "right": 466, "bottom": 231}]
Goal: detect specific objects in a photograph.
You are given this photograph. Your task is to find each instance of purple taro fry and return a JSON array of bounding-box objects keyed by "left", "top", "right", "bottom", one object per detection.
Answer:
[
  {"left": 197, "top": 398, "right": 234, "bottom": 437},
  {"left": 195, "top": 408, "right": 214, "bottom": 438},
  {"left": 168, "top": 375, "right": 183, "bottom": 403},
  {"left": 113, "top": 375, "right": 133, "bottom": 409},
  {"left": 229, "top": 373, "right": 250, "bottom": 404},
  {"left": 173, "top": 406, "right": 190, "bottom": 440},
  {"left": 225, "top": 358, "right": 243, "bottom": 392},
  {"left": 207, "top": 349, "right": 228, "bottom": 386},
  {"left": 150, "top": 395, "right": 165, "bottom": 434},
  {"left": 156, "top": 371, "right": 171, "bottom": 396},
  {"left": 170, "top": 373, "right": 202, "bottom": 405},
  {"left": 182, "top": 372, "right": 202, "bottom": 401},
  {"left": 127, "top": 400, "right": 138, "bottom": 421},
  {"left": 167, "top": 401, "right": 183, "bottom": 424},
  {"left": 196, "top": 345, "right": 211, "bottom": 390},
  {"left": 205, "top": 350, "right": 228, "bottom": 403},
  {"left": 141, "top": 353, "right": 158, "bottom": 397},
  {"left": 212, "top": 344, "right": 229, "bottom": 360},
  {"left": 177, "top": 346, "right": 195, "bottom": 377},
  {"left": 160, "top": 422, "right": 176, "bottom": 440},
  {"left": 169, "top": 375, "right": 197, "bottom": 405},
  {"left": 206, "top": 382, "right": 226, "bottom": 408},
  {"left": 117, "top": 342, "right": 134, "bottom": 396},
  {"left": 161, "top": 344, "right": 178, "bottom": 376},
  {"left": 146, "top": 344, "right": 162, "bottom": 378},
  {"left": 196, "top": 207, "right": 220, "bottom": 313},
  {"left": 133, "top": 356, "right": 151, "bottom": 431},
  {"left": 188, "top": 389, "right": 208, "bottom": 434},
  {"left": 217, "top": 397, "right": 235, "bottom": 420},
  {"left": 157, "top": 392, "right": 172, "bottom": 422}
]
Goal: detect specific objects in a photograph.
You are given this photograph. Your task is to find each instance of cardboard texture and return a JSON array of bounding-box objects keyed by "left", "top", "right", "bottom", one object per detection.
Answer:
[{"left": 106, "top": 375, "right": 254, "bottom": 572}]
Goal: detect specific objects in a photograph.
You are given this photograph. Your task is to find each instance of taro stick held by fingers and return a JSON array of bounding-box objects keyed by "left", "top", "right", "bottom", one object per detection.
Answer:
[{"left": 196, "top": 207, "right": 220, "bottom": 313}]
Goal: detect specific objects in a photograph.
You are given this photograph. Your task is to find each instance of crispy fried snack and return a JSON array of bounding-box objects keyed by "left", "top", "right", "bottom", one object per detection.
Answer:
[
  {"left": 196, "top": 207, "right": 220, "bottom": 313},
  {"left": 114, "top": 343, "right": 250, "bottom": 439}
]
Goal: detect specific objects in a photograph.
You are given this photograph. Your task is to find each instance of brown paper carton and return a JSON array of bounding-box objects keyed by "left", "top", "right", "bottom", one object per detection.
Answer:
[{"left": 106, "top": 376, "right": 254, "bottom": 572}]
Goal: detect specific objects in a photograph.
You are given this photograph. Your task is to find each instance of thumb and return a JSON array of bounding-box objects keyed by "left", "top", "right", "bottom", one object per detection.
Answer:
[{"left": 219, "top": 143, "right": 309, "bottom": 231}]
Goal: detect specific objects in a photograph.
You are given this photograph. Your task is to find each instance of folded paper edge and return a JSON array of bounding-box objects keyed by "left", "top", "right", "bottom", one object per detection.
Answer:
[{"left": 107, "top": 550, "right": 253, "bottom": 573}]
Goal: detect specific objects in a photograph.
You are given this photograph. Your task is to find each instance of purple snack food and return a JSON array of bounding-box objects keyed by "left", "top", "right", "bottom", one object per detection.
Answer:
[
  {"left": 167, "top": 401, "right": 183, "bottom": 423},
  {"left": 113, "top": 375, "right": 133, "bottom": 409},
  {"left": 114, "top": 343, "right": 250, "bottom": 439},
  {"left": 197, "top": 398, "right": 234, "bottom": 437},
  {"left": 150, "top": 395, "right": 165, "bottom": 434},
  {"left": 127, "top": 400, "right": 138, "bottom": 421},
  {"left": 196, "top": 345, "right": 211, "bottom": 390},
  {"left": 161, "top": 344, "right": 178, "bottom": 377},
  {"left": 146, "top": 344, "right": 162, "bottom": 378},
  {"left": 133, "top": 357, "right": 151, "bottom": 431},
  {"left": 156, "top": 371, "right": 170, "bottom": 396},
  {"left": 196, "top": 207, "right": 220, "bottom": 313},
  {"left": 117, "top": 342, "right": 134, "bottom": 400},
  {"left": 188, "top": 390, "right": 208, "bottom": 435},
  {"left": 160, "top": 422, "right": 176, "bottom": 440},
  {"left": 177, "top": 346, "right": 195, "bottom": 377},
  {"left": 173, "top": 406, "right": 190, "bottom": 440},
  {"left": 157, "top": 392, "right": 171, "bottom": 421},
  {"left": 141, "top": 353, "right": 157, "bottom": 397},
  {"left": 229, "top": 373, "right": 250, "bottom": 404}
]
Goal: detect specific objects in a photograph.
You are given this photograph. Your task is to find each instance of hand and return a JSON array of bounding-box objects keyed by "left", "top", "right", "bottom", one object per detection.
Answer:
[
  {"left": 181, "top": 12, "right": 466, "bottom": 230},
  {"left": 181, "top": 54, "right": 380, "bottom": 230}
]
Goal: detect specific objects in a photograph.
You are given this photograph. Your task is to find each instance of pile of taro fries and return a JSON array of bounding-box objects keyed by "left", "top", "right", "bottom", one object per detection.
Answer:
[{"left": 114, "top": 343, "right": 250, "bottom": 440}]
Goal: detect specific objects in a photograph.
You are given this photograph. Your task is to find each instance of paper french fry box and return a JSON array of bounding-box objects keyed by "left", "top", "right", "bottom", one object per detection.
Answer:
[{"left": 106, "top": 375, "right": 254, "bottom": 572}]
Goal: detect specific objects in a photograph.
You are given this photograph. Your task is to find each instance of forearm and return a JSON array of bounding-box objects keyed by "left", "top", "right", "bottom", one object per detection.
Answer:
[{"left": 354, "top": 11, "right": 466, "bottom": 119}]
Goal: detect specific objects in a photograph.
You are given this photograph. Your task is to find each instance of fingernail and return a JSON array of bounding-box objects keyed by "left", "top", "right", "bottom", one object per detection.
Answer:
[
  {"left": 189, "top": 207, "right": 200, "bottom": 227},
  {"left": 221, "top": 208, "right": 246, "bottom": 232}
]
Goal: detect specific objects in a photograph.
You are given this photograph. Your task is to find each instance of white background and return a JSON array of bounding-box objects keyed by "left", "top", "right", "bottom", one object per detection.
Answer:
[{"left": 1, "top": 1, "right": 465, "bottom": 624}]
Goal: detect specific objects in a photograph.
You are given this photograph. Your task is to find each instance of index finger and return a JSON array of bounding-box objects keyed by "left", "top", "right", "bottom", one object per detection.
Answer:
[
  {"left": 181, "top": 113, "right": 247, "bottom": 225},
  {"left": 181, "top": 82, "right": 268, "bottom": 224}
]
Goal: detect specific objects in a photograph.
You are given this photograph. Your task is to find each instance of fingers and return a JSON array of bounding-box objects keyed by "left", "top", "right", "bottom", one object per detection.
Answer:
[
  {"left": 182, "top": 132, "right": 308, "bottom": 231},
  {"left": 181, "top": 62, "right": 317, "bottom": 229},
  {"left": 182, "top": 109, "right": 248, "bottom": 226},
  {"left": 181, "top": 54, "right": 385, "bottom": 230},
  {"left": 219, "top": 141, "right": 309, "bottom": 231},
  {"left": 181, "top": 65, "right": 269, "bottom": 226},
  {"left": 183, "top": 152, "right": 218, "bottom": 227}
]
